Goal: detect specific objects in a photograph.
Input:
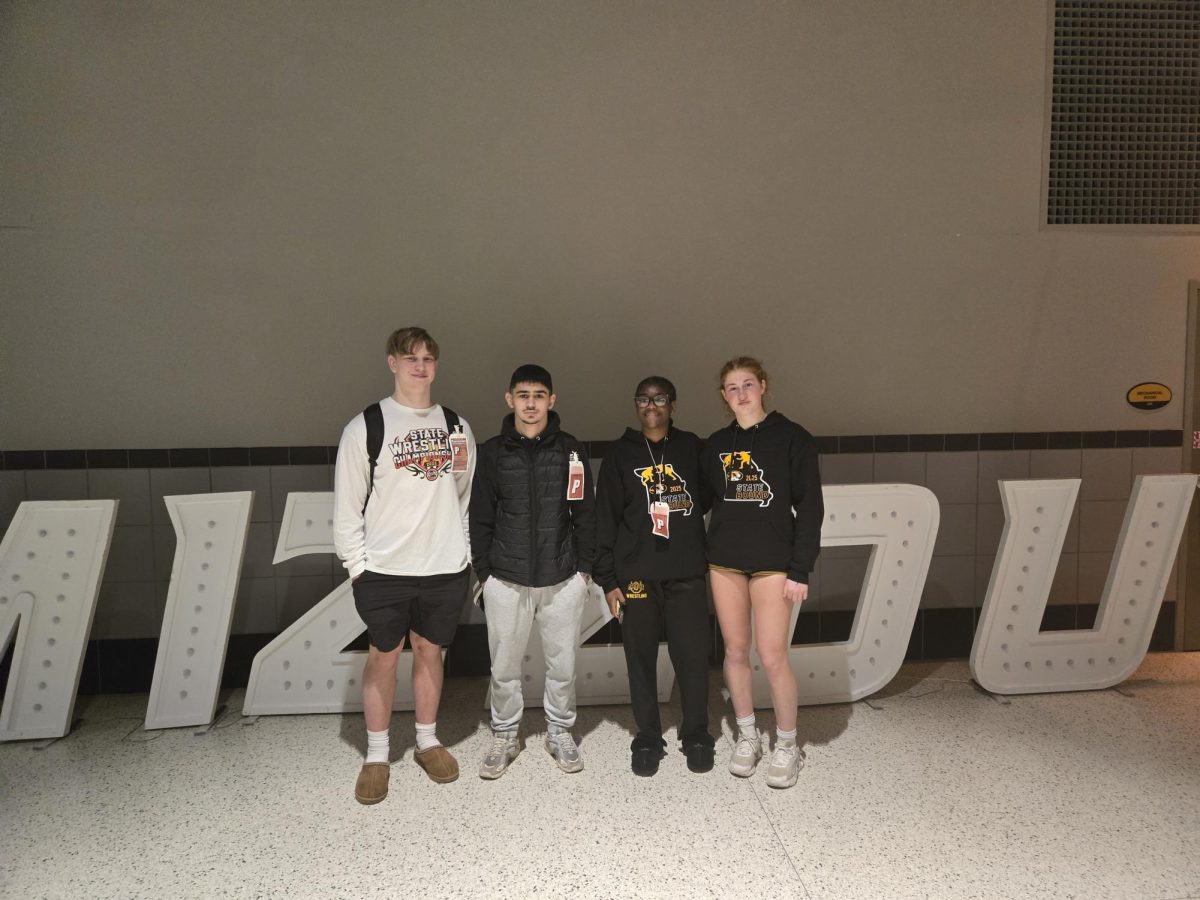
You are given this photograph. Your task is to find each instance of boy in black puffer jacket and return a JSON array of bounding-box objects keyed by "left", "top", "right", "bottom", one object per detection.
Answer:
[{"left": 470, "top": 364, "right": 596, "bottom": 779}]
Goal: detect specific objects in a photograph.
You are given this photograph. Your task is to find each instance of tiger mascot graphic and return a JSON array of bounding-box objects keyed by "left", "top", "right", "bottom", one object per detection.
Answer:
[
  {"left": 390, "top": 429, "right": 452, "bottom": 481},
  {"left": 719, "top": 451, "right": 773, "bottom": 507},
  {"left": 634, "top": 462, "right": 694, "bottom": 515}
]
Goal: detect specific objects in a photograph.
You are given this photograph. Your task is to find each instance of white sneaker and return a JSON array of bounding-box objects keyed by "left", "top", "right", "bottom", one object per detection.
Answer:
[
  {"left": 728, "top": 731, "right": 763, "bottom": 777},
  {"left": 479, "top": 733, "right": 520, "bottom": 780},
  {"left": 544, "top": 731, "right": 584, "bottom": 773},
  {"left": 765, "top": 741, "right": 805, "bottom": 789}
]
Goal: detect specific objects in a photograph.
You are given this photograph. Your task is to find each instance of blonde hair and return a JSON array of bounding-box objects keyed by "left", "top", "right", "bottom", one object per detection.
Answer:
[
  {"left": 718, "top": 356, "right": 768, "bottom": 387},
  {"left": 386, "top": 326, "right": 439, "bottom": 360}
]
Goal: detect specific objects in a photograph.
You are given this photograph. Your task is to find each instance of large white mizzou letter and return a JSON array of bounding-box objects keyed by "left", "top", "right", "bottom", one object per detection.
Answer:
[
  {"left": 0, "top": 501, "right": 117, "bottom": 741},
  {"left": 144, "top": 493, "right": 253, "bottom": 730},
  {"left": 751, "top": 484, "right": 940, "bottom": 707},
  {"left": 971, "top": 475, "right": 1195, "bottom": 695},
  {"left": 243, "top": 493, "right": 430, "bottom": 715}
]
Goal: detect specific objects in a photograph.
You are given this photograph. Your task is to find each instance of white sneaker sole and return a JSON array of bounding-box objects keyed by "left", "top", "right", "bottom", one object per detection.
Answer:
[
  {"left": 766, "top": 769, "right": 800, "bottom": 789},
  {"left": 766, "top": 750, "right": 805, "bottom": 788},
  {"left": 478, "top": 748, "right": 520, "bottom": 780},
  {"left": 728, "top": 749, "right": 762, "bottom": 778},
  {"left": 544, "top": 741, "right": 584, "bottom": 773}
]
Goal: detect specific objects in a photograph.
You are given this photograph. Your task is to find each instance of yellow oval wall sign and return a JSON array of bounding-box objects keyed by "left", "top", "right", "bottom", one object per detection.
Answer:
[{"left": 1127, "top": 382, "right": 1172, "bottom": 411}]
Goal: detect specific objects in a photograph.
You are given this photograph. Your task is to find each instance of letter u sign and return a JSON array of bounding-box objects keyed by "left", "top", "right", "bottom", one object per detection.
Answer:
[{"left": 970, "top": 475, "right": 1195, "bottom": 694}]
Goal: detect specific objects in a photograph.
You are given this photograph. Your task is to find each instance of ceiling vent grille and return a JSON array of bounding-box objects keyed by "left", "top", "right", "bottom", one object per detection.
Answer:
[{"left": 1047, "top": 0, "right": 1199, "bottom": 227}]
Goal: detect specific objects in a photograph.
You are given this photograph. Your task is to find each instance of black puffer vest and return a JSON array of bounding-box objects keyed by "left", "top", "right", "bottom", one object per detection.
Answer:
[{"left": 470, "top": 411, "right": 595, "bottom": 588}]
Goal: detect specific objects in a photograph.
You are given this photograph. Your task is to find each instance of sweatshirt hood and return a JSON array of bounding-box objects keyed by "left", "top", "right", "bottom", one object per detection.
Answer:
[
  {"left": 619, "top": 425, "right": 679, "bottom": 445},
  {"left": 501, "top": 409, "right": 562, "bottom": 441},
  {"left": 718, "top": 410, "right": 787, "bottom": 434}
]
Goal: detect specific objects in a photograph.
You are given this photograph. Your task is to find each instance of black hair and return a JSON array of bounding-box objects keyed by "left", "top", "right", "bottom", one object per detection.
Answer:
[
  {"left": 634, "top": 375, "right": 676, "bottom": 402},
  {"left": 509, "top": 363, "right": 553, "bottom": 393}
]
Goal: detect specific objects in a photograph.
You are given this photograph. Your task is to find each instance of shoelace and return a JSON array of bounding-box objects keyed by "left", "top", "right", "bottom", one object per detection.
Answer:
[
  {"left": 771, "top": 743, "right": 800, "bottom": 766},
  {"left": 487, "top": 735, "right": 513, "bottom": 759},
  {"left": 552, "top": 733, "right": 578, "bottom": 756},
  {"left": 734, "top": 735, "right": 759, "bottom": 757}
]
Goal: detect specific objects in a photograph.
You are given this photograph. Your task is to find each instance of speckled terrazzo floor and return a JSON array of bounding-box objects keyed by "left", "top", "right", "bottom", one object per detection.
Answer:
[{"left": 2, "top": 654, "right": 1198, "bottom": 900}]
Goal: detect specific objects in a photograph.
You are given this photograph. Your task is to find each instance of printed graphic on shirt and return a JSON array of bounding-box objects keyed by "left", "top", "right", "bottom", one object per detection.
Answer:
[
  {"left": 625, "top": 580, "right": 648, "bottom": 599},
  {"left": 634, "top": 463, "right": 693, "bottom": 515},
  {"left": 719, "top": 451, "right": 774, "bottom": 507},
  {"left": 390, "top": 428, "right": 452, "bottom": 482}
]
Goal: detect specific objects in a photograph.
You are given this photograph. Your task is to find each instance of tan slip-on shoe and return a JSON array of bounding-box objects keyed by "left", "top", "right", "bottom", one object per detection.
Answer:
[
  {"left": 414, "top": 745, "right": 459, "bottom": 783},
  {"left": 354, "top": 763, "right": 390, "bottom": 805}
]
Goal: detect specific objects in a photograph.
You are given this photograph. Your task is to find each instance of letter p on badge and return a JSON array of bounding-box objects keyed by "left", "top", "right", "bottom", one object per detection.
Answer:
[
  {"left": 567, "top": 452, "right": 585, "bottom": 501},
  {"left": 449, "top": 426, "right": 468, "bottom": 473}
]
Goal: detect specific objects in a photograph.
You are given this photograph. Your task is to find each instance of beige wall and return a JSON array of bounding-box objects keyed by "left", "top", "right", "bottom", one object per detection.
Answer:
[{"left": 2, "top": 0, "right": 1197, "bottom": 448}]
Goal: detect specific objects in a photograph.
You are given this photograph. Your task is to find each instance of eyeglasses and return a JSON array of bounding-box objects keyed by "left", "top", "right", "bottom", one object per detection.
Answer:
[{"left": 634, "top": 395, "right": 671, "bottom": 408}]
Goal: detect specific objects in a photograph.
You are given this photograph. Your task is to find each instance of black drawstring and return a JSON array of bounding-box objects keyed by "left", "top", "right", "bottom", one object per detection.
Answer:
[{"left": 724, "top": 422, "right": 759, "bottom": 491}]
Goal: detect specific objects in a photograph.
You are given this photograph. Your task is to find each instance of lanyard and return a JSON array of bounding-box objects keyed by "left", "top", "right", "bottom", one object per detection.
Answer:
[{"left": 644, "top": 434, "right": 667, "bottom": 496}]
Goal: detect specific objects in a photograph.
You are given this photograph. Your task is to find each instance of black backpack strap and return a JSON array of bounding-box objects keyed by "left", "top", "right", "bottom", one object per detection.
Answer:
[
  {"left": 362, "top": 402, "right": 384, "bottom": 515},
  {"left": 442, "top": 405, "right": 460, "bottom": 435}
]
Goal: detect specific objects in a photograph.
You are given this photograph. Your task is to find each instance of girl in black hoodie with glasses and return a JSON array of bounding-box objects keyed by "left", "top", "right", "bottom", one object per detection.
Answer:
[
  {"left": 703, "top": 356, "right": 823, "bottom": 790},
  {"left": 594, "top": 376, "right": 716, "bottom": 777}
]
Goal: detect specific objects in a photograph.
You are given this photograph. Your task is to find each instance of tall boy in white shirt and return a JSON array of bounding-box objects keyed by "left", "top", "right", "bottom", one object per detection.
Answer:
[{"left": 333, "top": 326, "right": 476, "bottom": 803}]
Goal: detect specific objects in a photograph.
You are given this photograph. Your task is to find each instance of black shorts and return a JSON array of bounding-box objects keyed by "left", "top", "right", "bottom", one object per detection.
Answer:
[
  {"left": 351, "top": 567, "right": 470, "bottom": 652},
  {"left": 708, "top": 564, "right": 787, "bottom": 579}
]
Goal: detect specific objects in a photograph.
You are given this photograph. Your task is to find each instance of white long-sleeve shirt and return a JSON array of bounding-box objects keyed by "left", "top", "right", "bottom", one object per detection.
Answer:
[{"left": 333, "top": 397, "right": 476, "bottom": 580}]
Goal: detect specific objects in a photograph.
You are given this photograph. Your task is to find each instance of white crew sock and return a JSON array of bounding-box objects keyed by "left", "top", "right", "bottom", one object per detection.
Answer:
[
  {"left": 735, "top": 713, "right": 758, "bottom": 740},
  {"left": 415, "top": 721, "right": 440, "bottom": 752},
  {"left": 776, "top": 726, "right": 797, "bottom": 747},
  {"left": 365, "top": 729, "right": 389, "bottom": 764}
]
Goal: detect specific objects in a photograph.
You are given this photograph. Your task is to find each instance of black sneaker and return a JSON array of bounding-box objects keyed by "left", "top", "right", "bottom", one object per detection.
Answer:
[
  {"left": 631, "top": 746, "right": 664, "bottom": 777},
  {"left": 685, "top": 743, "right": 715, "bottom": 773}
]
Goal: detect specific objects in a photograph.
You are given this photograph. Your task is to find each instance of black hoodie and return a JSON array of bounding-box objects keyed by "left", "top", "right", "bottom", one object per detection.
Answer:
[
  {"left": 470, "top": 410, "right": 595, "bottom": 588},
  {"left": 593, "top": 426, "right": 710, "bottom": 593},
  {"left": 702, "top": 411, "right": 823, "bottom": 583}
]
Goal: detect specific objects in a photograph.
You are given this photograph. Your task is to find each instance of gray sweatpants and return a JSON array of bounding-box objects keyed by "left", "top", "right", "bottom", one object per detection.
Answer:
[{"left": 483, "top": 573, "right": 588, "bottom": 734}]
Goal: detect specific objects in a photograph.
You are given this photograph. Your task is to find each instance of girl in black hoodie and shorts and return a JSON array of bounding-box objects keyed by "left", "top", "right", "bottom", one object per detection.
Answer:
[{"left": 703, "top": 357, "right": 823, "bottom": 789}]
